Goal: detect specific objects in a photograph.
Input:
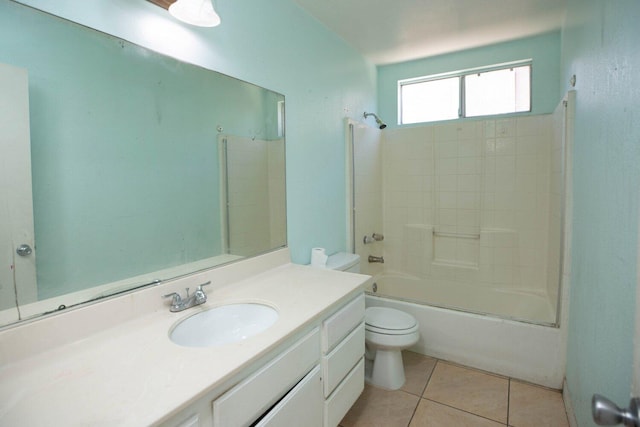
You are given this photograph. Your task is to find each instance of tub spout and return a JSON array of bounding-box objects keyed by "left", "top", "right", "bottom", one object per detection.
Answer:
[{"left": 368, "top": 255, "right": 384, "bottom": 263}]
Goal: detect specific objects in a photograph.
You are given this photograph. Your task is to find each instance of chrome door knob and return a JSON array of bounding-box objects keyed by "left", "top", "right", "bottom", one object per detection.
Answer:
[
  {"left": 593, "top": 394, "right": 640, "bottom": 426},
  {"left": 16, "top": 244, "right": 32, "bottom": 257}
]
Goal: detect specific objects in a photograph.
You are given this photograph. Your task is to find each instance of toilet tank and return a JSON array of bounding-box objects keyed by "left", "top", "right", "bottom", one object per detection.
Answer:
[{"left": 326, "top": 252, "right": 360, "bottom": 273}]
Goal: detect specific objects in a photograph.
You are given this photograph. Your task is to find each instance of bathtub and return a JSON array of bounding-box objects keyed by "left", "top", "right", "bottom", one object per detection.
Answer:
[
  {"left": 369, "top": 272, "right": 557, "bottom": 325},
  {"left": 365, "top": 273, "right": 567, "bottom": 389}
]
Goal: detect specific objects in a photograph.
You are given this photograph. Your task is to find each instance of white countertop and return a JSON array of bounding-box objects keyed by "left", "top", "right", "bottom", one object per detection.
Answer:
[{"left": 0, "top": 251, "right": 369, "bottom": 426}]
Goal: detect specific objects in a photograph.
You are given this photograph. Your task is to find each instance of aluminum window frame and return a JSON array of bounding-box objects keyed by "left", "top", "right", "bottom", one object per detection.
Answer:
[{"left": 398, "top": 59, "right": 532, "bottom": 125}]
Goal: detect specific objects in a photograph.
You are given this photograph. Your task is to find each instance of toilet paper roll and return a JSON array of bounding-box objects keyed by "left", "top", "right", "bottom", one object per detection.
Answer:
[{"left": 310, "top": 247, "right": 328, "bottom": 268}]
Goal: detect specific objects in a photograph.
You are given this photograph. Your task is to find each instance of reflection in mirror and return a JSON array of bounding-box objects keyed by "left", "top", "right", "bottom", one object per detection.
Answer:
[
  {"left": 0, "top": 1, "right": 286, "bottom": 326},
  {"left": 220, "top": 135, "right": 286, "bottom": 256}
]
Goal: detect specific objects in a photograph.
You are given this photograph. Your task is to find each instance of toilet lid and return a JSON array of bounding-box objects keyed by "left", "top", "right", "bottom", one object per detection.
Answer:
[{"left": 365, "top": 307, "right": 417, "bottom": 330}]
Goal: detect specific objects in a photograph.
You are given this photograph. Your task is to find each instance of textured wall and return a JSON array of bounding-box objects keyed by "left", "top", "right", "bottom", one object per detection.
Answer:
[{"left": 562, "top": 0, "right": 640, "bottom": 425}]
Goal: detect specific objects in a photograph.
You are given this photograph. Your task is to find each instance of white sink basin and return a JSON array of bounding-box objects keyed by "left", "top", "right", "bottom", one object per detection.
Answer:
[{"left": 170, "top": 303, "right": 279, "bottom": 348}]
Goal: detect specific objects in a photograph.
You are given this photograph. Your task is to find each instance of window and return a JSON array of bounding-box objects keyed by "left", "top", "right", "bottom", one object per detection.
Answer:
[
  {"left": 399, "top": 61, "right": 531, "bottom": 124},
  {"left": 401, "top": 76, "right": 460, "bottom": 123}
]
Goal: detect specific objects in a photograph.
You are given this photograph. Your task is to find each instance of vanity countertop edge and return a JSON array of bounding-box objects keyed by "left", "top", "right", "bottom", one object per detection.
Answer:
[{"left": 0, "top": 252, "right": 371, "bottom": 427}]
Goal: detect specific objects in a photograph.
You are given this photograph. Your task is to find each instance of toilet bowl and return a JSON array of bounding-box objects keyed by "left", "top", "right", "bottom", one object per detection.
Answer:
[{"left": 364, "top": 306, "right": 419, "bottom": 390}]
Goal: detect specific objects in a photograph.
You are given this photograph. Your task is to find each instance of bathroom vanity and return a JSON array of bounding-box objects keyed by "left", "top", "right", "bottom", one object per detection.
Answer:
[
  {"left": 168, "top": 291, "right": 365, "bottom": 427},
  {"left": 0, "top": 249, "right": 370, "bottom": 426}
]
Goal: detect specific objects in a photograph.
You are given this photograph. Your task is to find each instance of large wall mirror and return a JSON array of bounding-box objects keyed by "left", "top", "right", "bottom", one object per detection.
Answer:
[{"left": 0, "top": 1, "right": 287, "bottom": 327}]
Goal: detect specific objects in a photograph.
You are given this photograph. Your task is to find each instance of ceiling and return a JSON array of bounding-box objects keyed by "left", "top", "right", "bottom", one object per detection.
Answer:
[{"left": 293, "top": 0, "right": 567, "bottom": 65}]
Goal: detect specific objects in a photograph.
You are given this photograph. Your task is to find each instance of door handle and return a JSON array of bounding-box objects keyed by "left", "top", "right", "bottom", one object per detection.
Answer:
[
  {"left": 16, "top": 244, "right": 32, "bottom": 257},
  {"left": 593, "top": 394, "right": 640, "bottom": 426}
]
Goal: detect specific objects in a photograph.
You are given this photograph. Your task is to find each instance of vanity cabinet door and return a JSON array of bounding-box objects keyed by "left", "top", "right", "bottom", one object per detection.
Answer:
[
  {"left": 255, "top": 365, "right": 322, "bottom": 427},
  {"left": 212, "top": 328, "right": 320, "bottom": 427}
]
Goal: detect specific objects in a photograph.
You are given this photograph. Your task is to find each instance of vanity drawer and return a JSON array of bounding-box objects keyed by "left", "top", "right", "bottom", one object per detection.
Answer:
[
  {"left": 212, "top": 328, "right": 320, "bottom": 427},
  {"left": 324, "top": 358, "right": 364, "bottom": 427},
  {"left": 174, "top": 414, "right": 199, "bottom": 427},
  {"left": 322, "top": 322, "right": 365, "bottom": 397},
  {"left": 255, "top": 365, "right": 323, "bottom": 427},
  {"left": 321, "top": 294, "right": 364, "bottom": 353}
]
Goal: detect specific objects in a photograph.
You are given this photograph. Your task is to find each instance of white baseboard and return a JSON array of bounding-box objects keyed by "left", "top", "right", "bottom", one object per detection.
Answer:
[{"left": 563, "top": 379, "right": 579, "bottom": 427}]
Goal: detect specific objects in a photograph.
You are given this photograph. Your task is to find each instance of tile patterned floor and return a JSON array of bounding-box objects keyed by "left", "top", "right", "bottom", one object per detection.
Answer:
[{"left": 340, "top": 351, "right": 569, "bottom": 427}]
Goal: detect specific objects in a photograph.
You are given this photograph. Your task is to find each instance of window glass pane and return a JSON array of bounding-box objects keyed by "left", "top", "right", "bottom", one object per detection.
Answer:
[
  {"left": 465, "top": 65, "right": 530, "bottom": 117},
  {"left": 401, "top": 77, "right": 459, "bottom": 124}
]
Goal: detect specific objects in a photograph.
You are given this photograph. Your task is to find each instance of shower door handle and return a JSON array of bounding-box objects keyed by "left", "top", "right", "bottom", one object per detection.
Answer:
[{"left": 592, "top": 394, "right": 640, "bottom": 426}]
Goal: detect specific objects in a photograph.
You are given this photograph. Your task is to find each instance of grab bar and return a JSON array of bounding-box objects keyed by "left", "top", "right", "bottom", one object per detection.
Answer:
[{"left": 432, "top": 230, "right": 480, "bottom": 240}]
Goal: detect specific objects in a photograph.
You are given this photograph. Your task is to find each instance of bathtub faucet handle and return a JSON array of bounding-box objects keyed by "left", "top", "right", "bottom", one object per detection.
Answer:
[{"left": 364, "top": 233, "right": 384, "bottom": 244}]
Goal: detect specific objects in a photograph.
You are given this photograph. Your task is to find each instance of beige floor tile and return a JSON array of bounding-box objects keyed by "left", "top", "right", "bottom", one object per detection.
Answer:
[
  {"left": 410, "top": 399, "right": 506, "bottom": 427},
  {"left": 423, "top": 361, "right": 509, "bottom": 424},
  {"left": 401, "top": 351, "right": 437, "bottom": 396},
  {"left": 340, "top": 384, "right": 421, "bottom": 427},
  {"left": 508, "top": 380, "right": 569, "bottom": 427}
]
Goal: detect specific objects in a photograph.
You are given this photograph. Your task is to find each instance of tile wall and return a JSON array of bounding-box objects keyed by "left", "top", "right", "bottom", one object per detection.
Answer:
[{"left": 380, "top": 115, "right": 556, "bottom": 295}]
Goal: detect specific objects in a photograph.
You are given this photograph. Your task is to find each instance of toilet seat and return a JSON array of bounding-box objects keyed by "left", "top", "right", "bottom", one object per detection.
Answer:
[
  {"left": 365, "top": 307, "right": 418, "bottom": 335},
  {"left": 365, "top": 323, "right": 419, "bottom": 335}
]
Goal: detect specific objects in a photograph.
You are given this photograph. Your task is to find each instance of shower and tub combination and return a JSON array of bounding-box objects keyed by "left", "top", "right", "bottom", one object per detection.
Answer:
[{"left": 346, "top": 94, "right": 575, "bottom": 388}]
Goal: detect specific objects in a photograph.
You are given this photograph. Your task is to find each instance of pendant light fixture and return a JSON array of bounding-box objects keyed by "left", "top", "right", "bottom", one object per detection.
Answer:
[{"left": 168, "top": 0, "right": 221, "bottom": 27}]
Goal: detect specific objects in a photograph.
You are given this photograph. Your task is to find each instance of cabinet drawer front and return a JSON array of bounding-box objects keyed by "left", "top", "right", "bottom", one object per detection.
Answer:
[
  {"left": 256, "top": 365, "right": 323, "bottom": 427},
  {"left": 321, "top": 294, "right": 364, "bottom": 353},
  {"left": 322, "top": 322, "right": 365, "bottom": 397},
  {"left": 324, "top": 358, "right": 364, "bottom": 427},
  {"left": 174, "top": 415, "right": 199, "bottom": 427},
  {"left": 213, "top": 328, "right": 320, "bottom": 427}
]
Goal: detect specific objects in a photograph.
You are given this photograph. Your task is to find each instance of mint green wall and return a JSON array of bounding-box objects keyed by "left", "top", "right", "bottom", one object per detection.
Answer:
[
  {"left": 562, "top": 0, "right": 640, "bottom": 425},
  {"left": 13, "top": 0, "right": 377, "bottom": 266},
  {"left": 377, "top": 32, "right": 561, "bottom": 129}
]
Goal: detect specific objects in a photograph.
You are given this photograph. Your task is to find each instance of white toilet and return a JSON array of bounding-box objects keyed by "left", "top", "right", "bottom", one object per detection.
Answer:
[
  {"left": 324, "top": 252, "right": 361, "bottom": 273},
  {"left": 364, "top": 306, "right": 419, "bottom": 390},
  {"left": 322, "top": 252, "right": 420, "bottom": 390}
]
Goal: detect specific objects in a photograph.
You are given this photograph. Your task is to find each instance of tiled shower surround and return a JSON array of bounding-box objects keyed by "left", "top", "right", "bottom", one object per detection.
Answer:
[
  {"left": 223, "top": 136, "right": 286, "bottom": 257},
  {"left": 356, "top": 114, "right": 564, "bottom": 324}
]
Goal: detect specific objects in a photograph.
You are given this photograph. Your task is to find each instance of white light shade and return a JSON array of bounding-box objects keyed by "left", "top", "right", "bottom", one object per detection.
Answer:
[{"left": 169, "top": 0, "right": 221, "bottom": 27}]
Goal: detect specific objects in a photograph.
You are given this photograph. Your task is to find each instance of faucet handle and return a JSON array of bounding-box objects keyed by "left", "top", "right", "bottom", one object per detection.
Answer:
[
  {"left": 196, "top": 281, "right": 212, "bottom": 292},
  {"left": 162, "top": 292, "right": 182, "bottom": 304},
  {"left": 195, "top": 281, "right": 211, "bottom": 304}
]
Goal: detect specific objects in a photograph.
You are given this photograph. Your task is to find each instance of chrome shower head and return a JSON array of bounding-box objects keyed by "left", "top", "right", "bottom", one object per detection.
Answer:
[{"left": 363, "top": 112, "right": 387, "bottom": 129}]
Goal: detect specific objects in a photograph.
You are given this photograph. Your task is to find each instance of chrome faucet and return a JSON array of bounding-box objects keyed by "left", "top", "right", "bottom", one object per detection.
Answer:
[
  {"left": 163, "top": 281, "right": 211, "bottom": 312},
  {"left": 368, "top": 255, "right": 384, "bottom": 263}
]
